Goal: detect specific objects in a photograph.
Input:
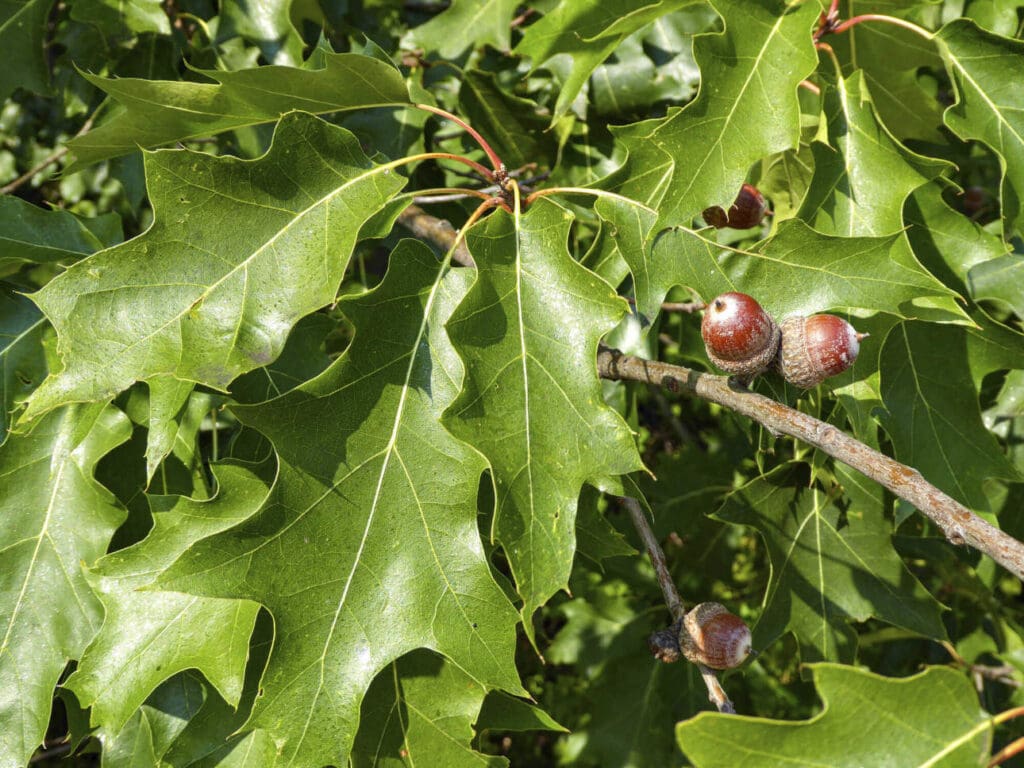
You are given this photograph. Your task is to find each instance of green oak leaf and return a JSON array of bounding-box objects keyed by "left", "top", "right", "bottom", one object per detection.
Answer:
[
  {"left": 0, "top": 196, "right": 121, "bottom": 274},
  {"left": 402, "top": 0, "right": 517, "bottom": 59},
  {"left": 157, "top": 241, "right": 524, "bottom": 768},
  {"left": 444, "top": 200, "right": 644, "bottom": 640},
  {"left": 967, "top": 0, "right": 1024, "bottom": 37},
  {"left": 157, "top": 614, "right": 276, "bottom": 768},
  {"left": 67, "top": 53, "right": 411, "bottom": 168},
  {"left": 219, "top": 0, "right": 303, "bottom": 66},
  {"left": 798, "top": 69, "right": 949, "bottom": 236},
  {"left": 969, "top": 253, "right": 1024, "bottom": 318},
  {"left": 0, "top": 403, "right": 130, "bottom": 768},
  {"left": 25, "top": 112, "right": 406, "bottom": 422},
  {"left": 879, "top": 320, "right": 1024, "bottom": 510},
  {"left": 589, "top": 8, "right": 712, "bottom": 118},
  {"left": 353, "top": 650, "right": 510, "bottom": 768},
  {"left": 457, "top": 69, "right": 554, "bottom": 170},
  {"left": 513, "top": 0, "right": 700, "bottom": 120},
  {"left": 677, "top": 664, "right": 990, "bottom": 767},
  {"left": 758, "top": 135, "right": 815, "bottom": 223},
  {"left": 648, "top": 219, "right": 967, "bottom": 324},
  {"left": 904, "top": 183, "right": 1010, "bottom": 296},
  {"left": 0, "top": 0, "right": 52, "bottom": 100},
  {"left": 142, "top": 377, "right": 195, "bottom": 484},
  {"left": 65, "top": 462, "right": 269, "bottom": 736},
  {"left": 68, "top": 0, "right": 170, "bottom": 37},
  {"left": 935, "top": 19, "right": 1024, "bottom": 237},
  {"left": 0, "top": 287, "right": 47, "bottom": 438},
  {"left": 591, "top": 195, "right": 657, "bottom": 324},
  {"left": 714, "top": 465, "right": 947, "bottom": 663},
  {"left": 828, "top": 1, "right": 945, "bottom": 142},
  {"left": 604, "top": 0, "right": 819, "bottom": 229}
]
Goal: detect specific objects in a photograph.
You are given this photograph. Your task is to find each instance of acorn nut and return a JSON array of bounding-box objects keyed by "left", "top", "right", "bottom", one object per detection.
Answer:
[
  {"left": 702, "top": 184, "right": 768, "bottom": 229},
  {"left": 701, "top": 292, "right": 781, "bottom": 378},
  {"left": 679, "top": 602, "right": 752, "bottom": 670},
  {"left": 777, "top": 314, "right": 866, "bottom": 388}
]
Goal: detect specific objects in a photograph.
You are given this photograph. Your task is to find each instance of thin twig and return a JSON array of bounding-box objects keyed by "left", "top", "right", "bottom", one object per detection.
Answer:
[
  {"left": 625, "top": 297, "right": 705, "bottom": 314},
  {"left": 623, "top": 497, "right": 684, "bottom": 619},
  {"left": 622, "top": 497, "right": 736, "bottom": 714},
  {"left": 1, "top": 116, "right": 95, "bottom": 196},
  {"left": 397, "top": 203, "right": 476, "bottom": 267},
  {"left": 598, "top": 346, "right": 1024, "bottom": 581}
]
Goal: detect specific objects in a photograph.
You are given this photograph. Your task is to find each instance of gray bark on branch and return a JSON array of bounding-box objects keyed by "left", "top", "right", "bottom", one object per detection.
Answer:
[
  {"left": 397, "top": 203, "right": 475, "bottom": 267},
  {"left": 598, "top": 345, "right": 1024, "bottom": 582}
]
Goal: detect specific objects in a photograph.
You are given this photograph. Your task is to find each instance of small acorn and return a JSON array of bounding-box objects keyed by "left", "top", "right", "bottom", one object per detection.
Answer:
[
  {"left": 679, "top": 602, "right": 752, "bottom": 670},
  {"left": 702, "top": 184, "right": 768, "bottom": 229},
  {"left": 701, "top": 292, "right": 781, "bottom": 377},
  {"left": 777, "top": 314, "right": 867, "bottom": 388}
]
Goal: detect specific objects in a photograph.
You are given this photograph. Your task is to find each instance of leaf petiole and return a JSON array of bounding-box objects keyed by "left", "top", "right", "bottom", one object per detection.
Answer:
[
  {"left": 830, "top": 14, "right": 933, "bottom": 40},
  {"left": 414, "top": 103, "right": 504, "bottom": 174}
]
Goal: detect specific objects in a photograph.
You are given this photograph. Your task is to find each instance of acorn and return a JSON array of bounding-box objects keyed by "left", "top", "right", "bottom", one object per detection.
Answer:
[
  {"left": 701, "top": 292, "right": 781, "bottom": 377},
  {"left": 777, "top": 314, "right": 867, "bottom": 388},
  {"left": 702, "top": 184, "right": 768, "bottom": 229},
  {"left": 679, "top": 602, "right": 752, "bottom": 670}
]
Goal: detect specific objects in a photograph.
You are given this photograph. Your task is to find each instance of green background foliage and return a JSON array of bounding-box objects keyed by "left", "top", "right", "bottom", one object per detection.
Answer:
[{"left": 1, "top": 1, "right": 1024, "bottom": 766}]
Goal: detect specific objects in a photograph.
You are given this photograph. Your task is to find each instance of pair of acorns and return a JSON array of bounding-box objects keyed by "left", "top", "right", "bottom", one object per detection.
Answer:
[{"left": 701, "top": 292, "right": 866, "bottom": 387}]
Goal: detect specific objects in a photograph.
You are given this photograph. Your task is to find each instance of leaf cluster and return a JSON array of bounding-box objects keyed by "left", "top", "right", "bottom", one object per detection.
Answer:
[{"left": 2, "top": 1, "right": 1024, "bottom": 767}]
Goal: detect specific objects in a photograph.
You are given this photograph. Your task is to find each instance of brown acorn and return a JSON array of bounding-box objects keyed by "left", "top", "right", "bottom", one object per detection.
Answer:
[
  {"left": 679, "top": 602, "right": 752, "bottom": 670},
  {"left": 701, "top": 292, "right": 781, "bottom": 377},
  {"left": 777, "top": 314, "right": 867, "bottom": 388},
  {"left": 702, "top": 184, "right": 768, "bottom": 229}
]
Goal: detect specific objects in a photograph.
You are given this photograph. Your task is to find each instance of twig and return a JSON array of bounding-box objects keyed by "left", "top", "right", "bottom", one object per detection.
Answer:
[
  {"left": 598, "top": 346, "right": 1024, "bottom": 581},
  {"left": 625, "top": 297, "right": 705, "bottom": 314},
  {"left": 1, "top": 116, "right": 95, "bottom": 196},
  {"left": 397, "top": 203, "right": 475, "bottom": 267},
  {"left": 510, "top": 7, "right": 536, "bottom": 28},
  {"left": 622, "top": 497, "right": 736, "bottom": 714},
  {"left": 623, "top": 497, "right": 684, "bottom": 619}
]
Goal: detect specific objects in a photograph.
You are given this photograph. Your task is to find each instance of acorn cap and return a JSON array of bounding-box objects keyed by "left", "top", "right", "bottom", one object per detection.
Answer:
[
  {"left": 679, "top": 602, "right": 753, "bottom": 670},
  {"left": 777, "top": 314, "right": 865, "bottom": 389}
]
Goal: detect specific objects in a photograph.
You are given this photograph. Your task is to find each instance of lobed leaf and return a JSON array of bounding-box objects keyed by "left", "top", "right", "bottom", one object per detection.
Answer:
[
  {"left": 157, "top": 241, "right": 524, "bottom": 767},
  {"left": 444, "top": 199, "right": 644, "bottom": 640},
  {"left": 25, "top": 112, "right": 406, "bottom": 422},
  {"left": 648, "top": 219, "right": 967, "bottom": 325},
  {"left": 604, "top": 0, "right": 820, "bottom": 229},
  {"left": 65, "top": 462, "right": 270, "bottom": 736},
  {"left": 514, "top": 0, "right": 701, "bottom": 120},
  {"left": 352, "top": 651, "right": 508, "bottom": 768},
  {"left": 0, "top": 403, "right": 130, "bottom": 767},
  {"left": 878, "top": 319, "right": 1024, "bottom": 510},
  {"left": 0, "top": 196, "right": 121, "bottom": 274},
  {"left": 714, "top": 465, "right": 947, "bottom": 664},
  {"left": 67, "top": 52, "right": 411, "bottom": 168},
  {"left": 677, "top": 664, "right": 990, "bottom": 767},
  {"left": 935, "top": 19, "right": 1024, "bottom": 237},
  {"left": 402, "top": 0, "right": 517, "bottom": 59},
  {"left": 798, "top": 69, "right": 949, "bottom": 237}
]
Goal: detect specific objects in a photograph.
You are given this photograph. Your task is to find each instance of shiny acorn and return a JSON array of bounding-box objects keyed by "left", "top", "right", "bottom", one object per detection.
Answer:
[
  {"left": 777, "top": 314, "right": 867, "bottom": 388},
  {"left": 679, "top": 602, "right": 752, "bottom": 670},
  {"left": 702, "top": 184, "right": 768, "bottom": 229},
  {"left": 701, "top": 292, "right": 781, "bottom": 378}
]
